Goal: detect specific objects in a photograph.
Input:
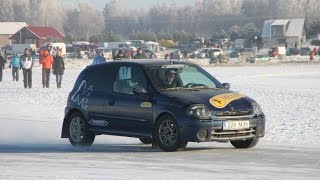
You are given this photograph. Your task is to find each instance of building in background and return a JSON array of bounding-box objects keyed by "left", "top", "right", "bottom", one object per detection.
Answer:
[
  {"left": 0, "top": 22, "right": 27, "bottom": 46},
  {"left": 10, "top": 26, "right": 65, "bottom": 48},
  {"left": 261, "top": 18, "right": 306, "bottom": 48}
]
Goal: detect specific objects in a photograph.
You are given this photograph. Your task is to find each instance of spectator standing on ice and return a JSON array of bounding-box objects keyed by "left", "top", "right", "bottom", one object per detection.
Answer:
[
  {"left": 127, "top": 48, "right": 132, "bottom": 59},
  {"left": 150, "top": 53, "right": 156, "bottom": 59},
  {"left": 20, "top": 48, "right": 35, "bottom": 88},
  {"left": 53, "top": 49, "right": 65, "bottom": 88},
  {"left": 0, "top": 53, "right": 6, "bottom": 82},
  {"left": 92, "top": 50, "right": 106, "bottom": 65},
  {"left": 113, "top": 50, "right": 126, "bottom": 60},
  {"left": 313, "top": 47, "right": 318, "bottom": 56},
  {"left": 9, "top": 53, "right": 20, "bottom": 81},
  {"left": 40, "top": 46, "right": 54, "bottom": 88},
  {"left": 133, "top": 48, "right": 147, "bottom": 59}
]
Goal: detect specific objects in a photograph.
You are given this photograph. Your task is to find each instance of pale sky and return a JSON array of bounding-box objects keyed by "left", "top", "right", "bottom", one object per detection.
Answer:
[
  {"left": 118, "top": 0, "right": 196, "bottom": 9},
  {"left": 67, "top": 0, "right": 196, "bottom": 10}
]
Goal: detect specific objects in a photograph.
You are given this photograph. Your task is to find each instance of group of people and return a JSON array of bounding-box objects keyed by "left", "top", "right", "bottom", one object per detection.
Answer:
[
  {"left": 92, "top": 48, "right": 152, "bottom": 64},
  {"left": 113, "top": 48, "right": 148, "bottom": 60},
  {"left": 0, "top": 45, "right": 65, "bottom": 89}
]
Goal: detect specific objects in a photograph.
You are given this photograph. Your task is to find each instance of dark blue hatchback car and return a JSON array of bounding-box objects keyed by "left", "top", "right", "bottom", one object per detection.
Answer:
[{"left": 61, "top": 60, "right": 265, "bottom": 151}]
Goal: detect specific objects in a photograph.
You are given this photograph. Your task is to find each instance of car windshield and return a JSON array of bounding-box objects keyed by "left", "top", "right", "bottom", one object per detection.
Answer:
[
  {"left": 211, "top": 49, "right": 221, "bottom": 52},
  {"left": 200, "top": 49, "right": 209, "bottom": 53},
  {"left": 147, "top": 64, "right": 223, "bottom": 90}
]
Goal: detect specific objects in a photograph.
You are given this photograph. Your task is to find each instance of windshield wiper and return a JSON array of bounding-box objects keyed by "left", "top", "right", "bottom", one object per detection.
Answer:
[
  {"left": 186, "top": 86, "right": 221, "bottom": 90},
  {"left": 160, "top": 87, "right": 185, "bottom": 91}
]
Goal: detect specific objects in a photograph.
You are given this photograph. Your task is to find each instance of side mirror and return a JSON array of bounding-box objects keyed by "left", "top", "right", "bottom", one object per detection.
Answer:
[
  {"left": 223, "top": 83, "right": 230, "bottom": 90},
  {"left": 133, "top": 86, "right": 148, "bottom": 94}
]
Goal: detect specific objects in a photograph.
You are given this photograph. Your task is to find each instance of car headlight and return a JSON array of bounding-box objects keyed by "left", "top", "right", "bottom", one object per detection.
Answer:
[
  {"left": 252, "top": 102, "right": 263, "bottom": 115},
  {"left": 187, "top": 104, "right": 212, "bottom": 120}
]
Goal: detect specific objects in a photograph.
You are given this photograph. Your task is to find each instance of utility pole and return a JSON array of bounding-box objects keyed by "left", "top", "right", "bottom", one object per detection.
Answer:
[{"left": 269, "top": 2, "right": 272, "bottom": 48}]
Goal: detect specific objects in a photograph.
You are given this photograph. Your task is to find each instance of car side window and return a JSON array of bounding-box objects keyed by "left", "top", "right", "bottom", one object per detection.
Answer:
[{"left": 113, "top": 66, "right": 147, "bottom": 94}]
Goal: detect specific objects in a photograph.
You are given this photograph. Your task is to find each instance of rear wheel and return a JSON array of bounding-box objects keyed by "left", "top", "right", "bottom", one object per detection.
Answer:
[
  {"left": 139, "top": 138, "right": 152, "bottom": 144},
  {"left": 155, "top": 115, "right": 187, "bottom": 152},
  {"left": 230, "top": 137, "right": 259, "bottom": 148},
  {"left": 67, "top": 112, "right": 95, "bottom": 147}
]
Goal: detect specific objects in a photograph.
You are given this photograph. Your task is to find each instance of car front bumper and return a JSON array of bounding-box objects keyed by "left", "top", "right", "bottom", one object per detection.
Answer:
[{"left": 180, "top": 114, "right": 265, "bottom": 143}]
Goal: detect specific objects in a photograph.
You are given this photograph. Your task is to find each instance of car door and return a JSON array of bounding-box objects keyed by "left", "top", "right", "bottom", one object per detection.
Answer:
[
  {"left": 108, "top": 64, "right": 153, "bottom": 136},
  {"left": 84, "top": 66, "right": 115, "bottom": 132}
]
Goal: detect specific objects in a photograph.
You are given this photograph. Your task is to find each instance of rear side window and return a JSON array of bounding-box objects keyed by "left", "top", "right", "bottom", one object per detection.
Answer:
[
  {"left": 85, "top": 66, "right": 114, "bottom": 94},
  {"left": 72, "top": 70, "right": 85, "bottom": 90}
]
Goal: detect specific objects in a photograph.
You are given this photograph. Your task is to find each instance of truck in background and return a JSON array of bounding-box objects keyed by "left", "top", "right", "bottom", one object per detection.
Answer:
[
  {"left": 42, "top": 42, "right": 66, "bottom": 56},
  {"left": 5, "top": 44, "right": 37, "bottom": 61},
  {"left": 234, "top": 39, "right": 245, "bottom": 49},
  {"left": 6, "top": 44, "right": 37, "bottom": 55},
  {"left": 106, "top": 41, "right": 137, "bottom": 51}
]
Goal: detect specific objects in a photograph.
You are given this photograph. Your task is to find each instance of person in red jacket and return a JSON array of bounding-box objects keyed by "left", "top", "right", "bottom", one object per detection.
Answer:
[{"left": 40, "top": 46, "right": 54, "bottom": 88}]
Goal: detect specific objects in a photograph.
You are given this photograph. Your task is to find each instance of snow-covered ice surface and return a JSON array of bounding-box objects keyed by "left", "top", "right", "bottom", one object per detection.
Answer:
[{"left": 0, "top": 59, "right": 320, "bottom": 179}]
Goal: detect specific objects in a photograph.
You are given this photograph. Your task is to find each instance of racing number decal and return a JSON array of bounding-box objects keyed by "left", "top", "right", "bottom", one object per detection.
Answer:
[
  {"left": 119, "top": 67, "right": 131, "bottom": 80},
  {"left": 209, "top": 93, "right": 245, "bottom": 108}
]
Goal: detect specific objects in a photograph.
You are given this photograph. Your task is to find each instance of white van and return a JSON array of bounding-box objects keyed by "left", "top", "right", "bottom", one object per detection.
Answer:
[
  {"left": 42, "top": 42, "right": 66, "bottom": 56},
  {"left": 107, "top": 41, "right": 137, "bottom": 51},
  {"left": 197, "top": 48, "right": 223, "bottom": 58},
  {"left": 6, "top": 44, "right": 37, "bottom": 55}
]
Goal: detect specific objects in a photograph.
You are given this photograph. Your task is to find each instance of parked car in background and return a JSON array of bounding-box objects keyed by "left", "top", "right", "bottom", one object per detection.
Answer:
[
  {"left": 197, "top": 48, "right": 211, "bottom": 59},
  {"left": 246, "top": 54, "right": 270, "bottom": 63},
  {"left": 286, "top": 48, "right": 300, "bottom": 56},
  {"left": 234, "top": 48, "right": 253, "bottom": 57},
  {"left": 268, "top": 47, "right": 278, "bottom": 57},
  {"left": 209, "top": 54, "right": 229, "bottom": 64},
  {"left": 107, "top": 41, "right": 137, "bottom": 52},
  {"left": 299, "top": 47, "right": 311, "bottom": 56},
  {"left": 170, "top": 50, "right": 183, "bottom": 60},
  {"left": 229, "top": 50, "right": 241, "bottom": 58},
  {"left": 311, "top": 39, "right": 320, "bottom": 46},
  {"left": 197, "top": 48, "right": 223, "bottom": 59},
  {"left": 143, "top": 49, "right": 163, "bottom": 59}
]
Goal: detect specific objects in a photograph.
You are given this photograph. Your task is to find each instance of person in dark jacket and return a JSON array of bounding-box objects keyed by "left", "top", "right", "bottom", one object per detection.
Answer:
[
  {"left": 134, "top": 48, "right": 147, "bottom": 59},
  {"left": 53, "top": 50, "right": 65, "bottom": 88},
  {"left": 9, "top": 53, "right": 20, "bottom": 81},
  {"left": 113, "top": 49, "right": 126, "bottom": 60},
  {"left": 0, "top": 54, "right": 6, "bottom": 82}
]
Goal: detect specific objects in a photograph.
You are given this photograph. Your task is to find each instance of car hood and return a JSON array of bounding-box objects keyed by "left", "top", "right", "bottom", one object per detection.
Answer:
[{"left": 162, "top": 89, "right": 254, "bottom": 114}]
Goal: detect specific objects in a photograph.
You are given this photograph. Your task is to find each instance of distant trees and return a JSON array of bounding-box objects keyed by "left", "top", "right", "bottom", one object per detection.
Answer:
[
  {"left": 103, "top": 0, "right": 122, "bottom": 34},
  {"left": 3, "top": 0, "right": 320, "bottom": 42},
  {"left": 0, "top": 0, "right": 14, "bottom": 21}
]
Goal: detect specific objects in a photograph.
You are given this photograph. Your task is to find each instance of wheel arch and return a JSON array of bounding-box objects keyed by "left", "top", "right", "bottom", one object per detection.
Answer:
[
  {"left": 154, "top": 111, "right": 176, "bottom": 127},
  {"left": 61, "top": 108, "right": 87, "bottom": 138}
]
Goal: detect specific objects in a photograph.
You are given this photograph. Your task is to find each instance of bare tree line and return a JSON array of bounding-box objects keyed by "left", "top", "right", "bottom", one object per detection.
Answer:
[{"left": 1, "top": 0, "right": 320, "bottom": 42}]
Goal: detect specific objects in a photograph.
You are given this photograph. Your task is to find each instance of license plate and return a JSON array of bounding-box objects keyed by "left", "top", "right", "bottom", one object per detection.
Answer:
[{"left": 223, "top": 120, "right": 250, "bottom": 130}]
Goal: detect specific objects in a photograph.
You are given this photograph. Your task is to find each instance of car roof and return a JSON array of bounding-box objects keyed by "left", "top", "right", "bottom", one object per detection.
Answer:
[{"left": 86, "top": 59, "right": 194, "bottom": 70}]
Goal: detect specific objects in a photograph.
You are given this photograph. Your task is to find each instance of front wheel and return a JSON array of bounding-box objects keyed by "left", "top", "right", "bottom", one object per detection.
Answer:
[
  {"left": 230, "top": 137, "right": 259, "bottom": 148},
  {"left": 67, "top": 112, "right": 95, "bottom": 147},
  {"left": 155, "top": 115, "right": 187, "bottom": 152}
]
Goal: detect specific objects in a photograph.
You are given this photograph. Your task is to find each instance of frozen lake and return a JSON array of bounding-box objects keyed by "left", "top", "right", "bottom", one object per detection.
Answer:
[{"left": 0, "top": 62, "right": 319, "bottom": 179}]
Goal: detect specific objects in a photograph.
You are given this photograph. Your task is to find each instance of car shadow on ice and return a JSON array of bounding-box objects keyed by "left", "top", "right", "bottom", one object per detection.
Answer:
[
  {"left": 0, "top": 143, "right": 157, "bottom": 153},
  {"left": 0, "top": 143, "right": 237, "bottom": 153}
]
